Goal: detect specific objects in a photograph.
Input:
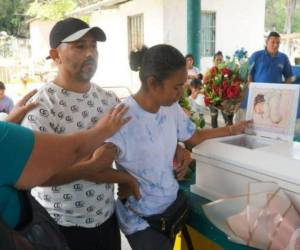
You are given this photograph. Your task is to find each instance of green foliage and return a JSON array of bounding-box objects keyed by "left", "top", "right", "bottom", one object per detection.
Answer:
[
  {"left": 76, "top": 0, "right": 99, "bottom": 7},
  {"left": 26, "top": 0, "right": 101, "bottom": 20},
  {"left": 265, "top": 0, "right": 300, "bottom": 33},
  {"left": 0, "top": 0, "right": 12, "bottom": 20},
  {"left": 27, "top": 0, "right": 77, "bottom": 20},
  {"left": 239, "top": 60, "right": 251, "bottom": 82},
  {"left": 0, "top": 0, "right": 100, "bottom": 37},
  {"left": 0, "top": 33, "right": 13, "bottom": 57},
  {"left": 0, "top": 0, "right": 31, "bottom": 37},
  {"left": 179, "top": 90, "right": 191, "bottom": 111},
  {"left": 190, "top": 113, "right": 205, "bottom": 129},
  {"left": 179, "top": 90, "right": 205, "bottom": 129},
  {"left": 265, "top": 0, "right": 285, "bottom": 32},
  {"left": 293, "top": 3, "right": 300, "bottom": 32}
]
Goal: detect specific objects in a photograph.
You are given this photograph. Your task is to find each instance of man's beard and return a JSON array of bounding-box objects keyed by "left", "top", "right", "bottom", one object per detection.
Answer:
[{"left": 77, "top": 58, "right": 97, "bottom": 82}]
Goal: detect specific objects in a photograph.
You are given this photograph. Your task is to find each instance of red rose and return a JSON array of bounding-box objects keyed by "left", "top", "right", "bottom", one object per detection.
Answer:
[
  {"left": 222, "top": 80, "right": 229, "bottom": 91},
  {"left": 233, "top": 76, "right": 240, "bottom": 83},
  {"left": 226, "top": 85, "right": 240, "bottom": 99},
  {"left": 212, "top": 85, "right": 220, "bottom": 95},
  {"left": 210, "top": 66, "right": 217, "bottom": 76},
  {"left": 218, "top": 88, "right": 224, "bottom": 99},
  {"left": 232, "top": 80, "right": 241, "bottom": 89},
  {"left": 203, "top": 75, "right": 210, "bottom": 84},
  {"left": 220, "top": 68, "right": 231, "bottom": 77},
  {"left": 204, "top": 95, "right": 211, "bottom": 106}
]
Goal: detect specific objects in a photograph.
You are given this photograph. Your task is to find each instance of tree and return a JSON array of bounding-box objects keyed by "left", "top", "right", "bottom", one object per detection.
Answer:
[
  {"left": 27, "top": 0, "right": 77, "bottom": 20},
  {"left": 26, "top": 0, "right": 101, "bottom": 20},
  {"left": 0, "top": 0, "right": 102, "bottom": 37},
  {"left": 0, "top": 0, "right": 32, "bottom": 38},
  {"left": 76, "top": 0, "right": 99, "bottom": 7},
  {"left": 0, "top": 0, "right": 103, "bottom": 37},
  {"left": 265, "top": 0, "right": 300, "bottom": 33},
  {"left": 284, "top": 0, "right": 297, "bottom": 33}
]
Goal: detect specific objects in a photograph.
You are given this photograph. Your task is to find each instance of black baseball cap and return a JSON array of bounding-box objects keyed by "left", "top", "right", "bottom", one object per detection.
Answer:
[{"left": 47, "top": 18, "right": 106, "bottom": 58}]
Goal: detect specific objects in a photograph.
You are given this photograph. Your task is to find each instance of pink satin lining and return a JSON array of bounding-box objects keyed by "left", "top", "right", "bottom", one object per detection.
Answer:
[{"left": 203, "top": 182, "right": 300, "bottom": 250}]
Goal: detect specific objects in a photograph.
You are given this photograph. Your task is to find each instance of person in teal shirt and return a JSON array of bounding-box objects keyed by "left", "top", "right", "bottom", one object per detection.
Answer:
[
  {"left": 0, "top": 121, "right": 35, "bottom": 228},
  {"left": 0, "top": 90, "right": 130, "bottom": 228}
]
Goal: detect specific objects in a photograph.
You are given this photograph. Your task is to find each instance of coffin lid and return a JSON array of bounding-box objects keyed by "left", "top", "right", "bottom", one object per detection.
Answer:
[{"left": 245, "top": 83, "right": 300, "bottom": 142}]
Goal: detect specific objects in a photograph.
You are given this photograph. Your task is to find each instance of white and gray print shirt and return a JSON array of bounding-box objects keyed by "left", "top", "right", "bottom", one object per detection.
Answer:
[{"left": 21, "top": 82, "right": 120, "bottom": 228}]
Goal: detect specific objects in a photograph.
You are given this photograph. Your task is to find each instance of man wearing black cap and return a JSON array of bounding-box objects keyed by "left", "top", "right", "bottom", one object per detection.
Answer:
[{"left": 21, "top": 17, "right": 139, "bottom": 250}]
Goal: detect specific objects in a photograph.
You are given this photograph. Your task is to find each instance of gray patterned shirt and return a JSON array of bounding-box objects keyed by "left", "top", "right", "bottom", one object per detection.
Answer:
[{"left": 21, "top": 82, "right": 119, "bottom": 227}]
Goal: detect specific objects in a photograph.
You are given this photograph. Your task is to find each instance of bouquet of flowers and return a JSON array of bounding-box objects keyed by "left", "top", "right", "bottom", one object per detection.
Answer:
[
  {"left": 203, "top": 49, "right": 250, "bottom": 114},
  {"left": 179, "top": 90, "right": 205, "bottom": 128}
]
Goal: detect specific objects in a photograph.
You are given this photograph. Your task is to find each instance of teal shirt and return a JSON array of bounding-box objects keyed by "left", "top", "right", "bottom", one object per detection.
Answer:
[{"left": 0, "top": 121, "right": 34, "bottom": 228}]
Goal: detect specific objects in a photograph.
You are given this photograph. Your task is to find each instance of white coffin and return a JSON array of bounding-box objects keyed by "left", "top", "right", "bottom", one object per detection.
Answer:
[{"left": 191, "top": 83, "right": 300, "bottom": 211}]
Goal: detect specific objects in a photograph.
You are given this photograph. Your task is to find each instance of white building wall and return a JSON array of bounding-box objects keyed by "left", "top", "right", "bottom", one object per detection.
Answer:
[
  {"left": 83, "top": 0, "right": 265, "bottom": 92},
  {"left": 162, "top": 0, "right": 187, "bottom": 54},
  {"left": 29, "top": 20, "right": 56, "bottom": 60},
  {"left": 90, "top": 0, "right": 164, "bottom": 92},
  {"left": 201, "top": 0, "right": 265, "bottom": 72},
  {"left": 90, "top": 0, "right": 265, "bottom": 90}
]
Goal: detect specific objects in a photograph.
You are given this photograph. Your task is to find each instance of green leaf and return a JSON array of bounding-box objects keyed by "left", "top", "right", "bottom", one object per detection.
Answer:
[
  {"left": 239, "top": 61, "right": 250, "bottom": 82},
  {"left": 191, "top": 113, "right": 205, "bottom": 128},
  {"left": 27, "top": 0, "right": 77, "bottom": 20}
]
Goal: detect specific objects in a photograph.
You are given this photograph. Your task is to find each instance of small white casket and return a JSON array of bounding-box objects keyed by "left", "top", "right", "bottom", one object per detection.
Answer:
[{"left": 191, "top": 83, "right": 300, "bottom": 211}]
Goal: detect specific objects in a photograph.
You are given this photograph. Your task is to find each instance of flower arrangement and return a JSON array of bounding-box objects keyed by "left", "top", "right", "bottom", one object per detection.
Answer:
[
  {"left": 179, "top": 90, "right": 205, "bottom": 128},
  {"left": 203, "top": 49, "right": 250, "bottom": 114}
]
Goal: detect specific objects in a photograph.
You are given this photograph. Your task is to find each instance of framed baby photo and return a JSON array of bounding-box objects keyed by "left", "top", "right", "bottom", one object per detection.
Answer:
[{"left": 246, "top": 82, "right": 300, "bottom": 142}]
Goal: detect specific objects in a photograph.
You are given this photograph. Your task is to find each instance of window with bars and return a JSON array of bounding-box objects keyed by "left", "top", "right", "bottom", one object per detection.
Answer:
[
  {"left": 127, "top": 14, "right": 144, "bottom": 52},
  {"left": 201, "top": 11, "right": 216, "bottom": 57}
]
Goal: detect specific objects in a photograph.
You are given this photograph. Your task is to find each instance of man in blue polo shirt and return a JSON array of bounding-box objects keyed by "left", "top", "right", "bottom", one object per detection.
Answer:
[
  {"left": 236, "top": 31, "right": 293, "bottom": 121},
  {"left": 248, "top": 31, "right": 292, "bottom": 84}
]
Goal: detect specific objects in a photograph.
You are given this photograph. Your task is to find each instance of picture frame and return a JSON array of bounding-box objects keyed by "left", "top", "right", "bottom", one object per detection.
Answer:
[{"left": 246, "top": 83, "right": 300, "bottom": 141}]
